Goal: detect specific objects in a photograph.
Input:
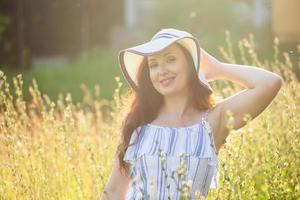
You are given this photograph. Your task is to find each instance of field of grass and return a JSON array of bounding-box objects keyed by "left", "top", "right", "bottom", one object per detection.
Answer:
[
  {"left": 1, "top": 46, "right": 128, "bottom": 103},
  {"left": 0, "top": 35, "right": 299, "bottom": 199}
]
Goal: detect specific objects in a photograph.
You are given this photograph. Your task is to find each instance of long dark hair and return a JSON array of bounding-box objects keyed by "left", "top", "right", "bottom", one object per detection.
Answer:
[{"left": 117, "top": 43, "right": 217, "bottom": 175}]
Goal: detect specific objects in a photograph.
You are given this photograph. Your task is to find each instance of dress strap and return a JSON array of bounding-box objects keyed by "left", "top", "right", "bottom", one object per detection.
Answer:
[
  {"left": 201, "top": 108, "right": 210, "bottom": 123},
  {"left": 202, "top": 108, "right": 218, "bottom": 155},
  {"left": 204, "top": 109, "right": 209, "bottom": 121}
]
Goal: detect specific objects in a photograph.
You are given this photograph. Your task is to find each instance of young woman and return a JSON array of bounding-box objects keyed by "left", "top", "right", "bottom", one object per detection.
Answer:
[{"left": 100, "top": 28, "right": 282, "bottom": 200}]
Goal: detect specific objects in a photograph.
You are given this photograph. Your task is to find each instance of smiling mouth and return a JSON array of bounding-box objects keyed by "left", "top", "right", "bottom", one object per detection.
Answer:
[{"left": 160, "top": 76, "right": 176, "bottom": 86}]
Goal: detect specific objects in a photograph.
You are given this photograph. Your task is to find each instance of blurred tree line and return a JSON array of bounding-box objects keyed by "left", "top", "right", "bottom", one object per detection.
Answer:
[
  {"left": 149, "top": 0, "right": 272, "bottom": 60},
  {"left": 147, "top": 0, "right": 299, "bottom": 78},
  {"left": 0, "top": 0, "right": 123, "bottom": 70}
]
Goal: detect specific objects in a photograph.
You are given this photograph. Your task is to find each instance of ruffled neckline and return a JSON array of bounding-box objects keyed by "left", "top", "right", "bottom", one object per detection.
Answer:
[
  {"left": 145, "top": 120, "right": 202, "bottom": 129},
  {"left": 145, "top": 117, "right": 205, "bottom": 129}
]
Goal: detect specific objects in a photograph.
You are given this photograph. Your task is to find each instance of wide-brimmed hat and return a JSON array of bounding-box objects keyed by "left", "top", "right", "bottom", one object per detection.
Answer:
[{"left": 118, "top": 28, "right": 213, "bottom": 92}]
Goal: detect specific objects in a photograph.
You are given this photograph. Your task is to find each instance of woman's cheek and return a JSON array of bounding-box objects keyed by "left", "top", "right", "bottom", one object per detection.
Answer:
[{"left": 149, "top": 71, "right": 158, "bottom": 85}]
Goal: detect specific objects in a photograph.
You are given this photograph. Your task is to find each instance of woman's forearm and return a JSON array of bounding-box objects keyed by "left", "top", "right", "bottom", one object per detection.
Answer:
[
  {"left": 99, "top": 189, "right": 111, "bottom": 200},
  {"left": 99, "top": 189, "right": 120, "bottom": 200},
  {"left": 199, "top": 48, "right": 282, "bottom": 88},
  {"left": 213, "top": 62, "right": 283, "bottom": 89}
]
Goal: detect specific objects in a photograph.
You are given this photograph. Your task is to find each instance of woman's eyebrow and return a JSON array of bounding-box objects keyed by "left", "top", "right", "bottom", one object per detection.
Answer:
[{"left": 149, "top": 52, "right": 173, "bottom": 62}]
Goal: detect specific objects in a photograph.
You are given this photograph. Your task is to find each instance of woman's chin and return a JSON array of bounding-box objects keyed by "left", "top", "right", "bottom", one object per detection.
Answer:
[{"left": 157, "top": 86, "right": 177, "bottom": 96}]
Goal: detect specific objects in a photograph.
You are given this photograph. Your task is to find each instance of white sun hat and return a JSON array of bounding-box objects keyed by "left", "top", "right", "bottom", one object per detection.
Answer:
[{"left": 118, "top": 28, "right": 213, "bottom": 93}]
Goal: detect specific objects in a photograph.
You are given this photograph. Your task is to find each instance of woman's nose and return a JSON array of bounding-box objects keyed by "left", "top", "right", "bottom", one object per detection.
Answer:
[
  {"left": 159, "top": 60, "right": 168, "bottom": 70},
  {"left": 158, "top": 63, "right": 170, "bottom": 75}
]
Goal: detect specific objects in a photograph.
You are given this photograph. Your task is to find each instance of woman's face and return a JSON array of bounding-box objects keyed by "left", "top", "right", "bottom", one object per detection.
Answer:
[{"left": 147, "top": 43, "right": 191, "bottom": 96}]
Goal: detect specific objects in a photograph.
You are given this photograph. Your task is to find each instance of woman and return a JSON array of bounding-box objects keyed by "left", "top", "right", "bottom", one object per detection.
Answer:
[{"left": 100, "top": 28, "right": 282, "bottom": 200}]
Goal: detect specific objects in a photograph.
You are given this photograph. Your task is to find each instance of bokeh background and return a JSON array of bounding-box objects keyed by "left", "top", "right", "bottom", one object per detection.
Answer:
[
  {"left": 0, "top": 0, "right": 299, "bottom": 102},
  {"left": 0, "top": 1, "right": 300, "bottom": 199}
]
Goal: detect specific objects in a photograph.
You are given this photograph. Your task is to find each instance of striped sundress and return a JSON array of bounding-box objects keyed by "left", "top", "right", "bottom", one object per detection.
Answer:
[{"left": 123, "top": 109, "right": 219, "bottom": 200}]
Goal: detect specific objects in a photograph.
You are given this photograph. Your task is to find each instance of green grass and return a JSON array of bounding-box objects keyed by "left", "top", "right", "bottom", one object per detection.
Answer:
[{"left": 1, "top": 46, "right": 128, "bottom": 103}]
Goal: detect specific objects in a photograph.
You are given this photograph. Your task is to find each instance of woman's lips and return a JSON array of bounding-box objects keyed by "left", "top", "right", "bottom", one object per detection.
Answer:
[{"left": 160, "top": 77, "right": 176, "bottom": 86}]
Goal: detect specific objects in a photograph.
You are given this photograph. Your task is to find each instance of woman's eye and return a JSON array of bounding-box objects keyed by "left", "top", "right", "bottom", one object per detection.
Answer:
[
  {"left": 167, "top": 57, "right": 176, "bottom": 63},
  {"left": 149, "top": 57, "right": 175, "bottom": 68},
  {"left": 149, "top": 63, "right": 157, "bottom": 68}
]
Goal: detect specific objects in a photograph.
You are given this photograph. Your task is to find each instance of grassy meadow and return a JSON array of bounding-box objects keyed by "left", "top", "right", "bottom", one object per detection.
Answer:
[
  {"left": 1, "top": 47, "right": 127, "bottom": 103},
  {"left": 0, "top": 34, "right": 299, "bottom": 200}
]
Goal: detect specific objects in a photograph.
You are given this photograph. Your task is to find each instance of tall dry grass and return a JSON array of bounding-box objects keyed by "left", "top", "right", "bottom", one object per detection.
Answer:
[{"left": 0, "top": 34, "right": 299, "bottom": 199}]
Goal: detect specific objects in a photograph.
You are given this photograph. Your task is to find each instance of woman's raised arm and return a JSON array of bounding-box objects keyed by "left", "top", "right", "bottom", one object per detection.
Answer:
[{"left": 199, "top": 48, "right": 283, "bottom": 150}]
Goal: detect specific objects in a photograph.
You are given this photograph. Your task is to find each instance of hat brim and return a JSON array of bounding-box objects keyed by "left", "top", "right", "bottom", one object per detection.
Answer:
[{"left": 119, "top": 36, "right": 213, "bottom": 93}]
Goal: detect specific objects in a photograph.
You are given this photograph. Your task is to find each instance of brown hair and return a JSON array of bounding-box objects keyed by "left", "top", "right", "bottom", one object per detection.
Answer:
[{"left": 117, "top": 43, "right": 217, "bottom": 175}]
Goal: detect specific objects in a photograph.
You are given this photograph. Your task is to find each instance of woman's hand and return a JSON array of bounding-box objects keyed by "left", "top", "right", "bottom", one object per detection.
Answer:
[{"left": 199, "top": 48, "right": 223, "bottom": 82}]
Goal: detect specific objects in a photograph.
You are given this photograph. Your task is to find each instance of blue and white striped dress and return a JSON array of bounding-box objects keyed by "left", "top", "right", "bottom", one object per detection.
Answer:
[{"left": 123, "top": 109, "right": 219, "bottom": 200}]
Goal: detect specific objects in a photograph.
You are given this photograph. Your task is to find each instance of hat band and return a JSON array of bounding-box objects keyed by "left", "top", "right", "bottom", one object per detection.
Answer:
[{"left": 152, "top": 32, "right": 180, "bottom": 40}]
